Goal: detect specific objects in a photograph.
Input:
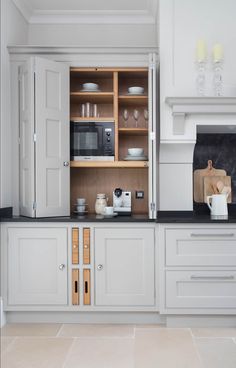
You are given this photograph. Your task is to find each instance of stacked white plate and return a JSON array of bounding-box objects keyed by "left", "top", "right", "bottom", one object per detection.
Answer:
[{"left": 81, "top": 83, "right": 100, "bottom": 92}]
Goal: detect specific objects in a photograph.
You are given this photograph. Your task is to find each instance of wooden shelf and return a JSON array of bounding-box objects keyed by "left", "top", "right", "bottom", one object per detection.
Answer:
[
  {"left": 70, "top": 117, "right": 115, "bottom": 122},
  {"left": 119, "top": 128, "right": 148, "bottom": 136},
  {"left": 71, "top": 92, "right": 114, "bottom": 103},
  {"left": 70, "top": 161, "right": 149, "bottom": 168},
  {"left": 118, "top": 95, "right": 148, "bottom": 106}
]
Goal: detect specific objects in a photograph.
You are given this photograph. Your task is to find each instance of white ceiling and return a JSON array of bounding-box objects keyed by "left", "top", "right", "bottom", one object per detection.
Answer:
[{"left": 13, "top": 0, "right": 158, "bottom": 24}]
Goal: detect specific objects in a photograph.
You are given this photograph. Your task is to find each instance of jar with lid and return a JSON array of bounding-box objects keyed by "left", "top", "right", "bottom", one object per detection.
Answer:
[{"left": 95, "top": 193, "right": 108, "bottom": 215}]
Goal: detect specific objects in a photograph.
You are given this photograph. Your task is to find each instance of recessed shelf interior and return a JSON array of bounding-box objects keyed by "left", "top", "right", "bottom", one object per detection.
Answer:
[
  {"left": 71, "top": 167, "right": 148, "bottom": 215},
  {"left": 70, "top": 67, "right": 150, "bottom": 215}
]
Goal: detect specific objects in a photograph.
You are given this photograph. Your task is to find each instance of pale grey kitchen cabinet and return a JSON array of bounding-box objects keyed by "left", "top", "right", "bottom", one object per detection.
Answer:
[
  {"left": 94, "top": 227, "right": 155, "bottom": 306},
  {"left": 7, "top": 227, "right": 68, "bottom": 305},
  {"left": 19, "top": 57, "right": 70, "bottom": 218}
]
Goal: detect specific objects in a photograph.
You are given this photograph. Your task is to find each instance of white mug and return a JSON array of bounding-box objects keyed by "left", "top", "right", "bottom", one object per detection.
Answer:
[
  {"left": 207, "top": 194, "right": 228, "bottom": 220},
  {"left": 104, "top": 206, "right": 114, "bottom": 215},
  {"left": 77, "top": 198, "right": 86, "bottom": 205}
]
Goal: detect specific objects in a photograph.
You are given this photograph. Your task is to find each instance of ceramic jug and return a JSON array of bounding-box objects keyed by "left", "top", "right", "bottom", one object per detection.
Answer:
[{"left": 206, "top": 194, "right": 228, "bottom": 220}]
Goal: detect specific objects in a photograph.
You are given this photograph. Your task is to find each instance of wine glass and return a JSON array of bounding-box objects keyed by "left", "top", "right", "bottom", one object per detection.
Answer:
[
  {"left": 133, "top": 109, "right": 140, "bottom": 128},
  {"left": 123, "top": 109, "right": 129, "bottom": 128},
  {"left": 144, "top": 109, "right": 149, "bottom": 128}
]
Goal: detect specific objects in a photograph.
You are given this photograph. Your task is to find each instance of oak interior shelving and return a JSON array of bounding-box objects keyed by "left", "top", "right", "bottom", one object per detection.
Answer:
[
  {"left": 70, "top": 67, "right": 149, "bottom": 215},
  {"left": 118, "top": 128, "right": 148, "bottom": 136},
  {"left": 70, "top": 161, "right": 149, "bottom": 168}
]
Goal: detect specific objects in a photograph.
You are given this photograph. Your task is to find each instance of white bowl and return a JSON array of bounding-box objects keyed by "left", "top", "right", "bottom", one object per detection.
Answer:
[
  {"left": 82, "top": 83, "right": 99, "bottom": 91},
  {"left": 128, "top": 148, "right": 144, "bottom": 157},
  {"left": 128, "top": 86, "right": 144, "bottom": 94}
]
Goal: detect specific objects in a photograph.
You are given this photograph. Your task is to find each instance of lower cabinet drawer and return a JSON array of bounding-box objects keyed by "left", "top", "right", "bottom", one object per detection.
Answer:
[
  {"left": 165, "top": 228, "right": 236, "bottom": 266},
  {"left": 166, "top": 270, "right": 236, "bottom": 309}
]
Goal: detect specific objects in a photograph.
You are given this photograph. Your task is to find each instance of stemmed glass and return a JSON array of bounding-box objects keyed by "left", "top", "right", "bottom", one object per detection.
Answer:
[
  {"left": 144, "top": 109, "right": 149, "bottom": 128},
  {"left": 133, "top": 109, "right": 140, "bottom": 128},
  {"left": 123, "top": 109, "right": 129, "bottom": 128}
]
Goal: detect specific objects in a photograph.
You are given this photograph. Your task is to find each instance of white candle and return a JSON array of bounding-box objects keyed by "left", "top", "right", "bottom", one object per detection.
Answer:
[
  {"left": 196, "top": 39, "right": 207, "bottom": 62},
  {"left": 213, "top": 44, "right": 223, "bottom": 62}
]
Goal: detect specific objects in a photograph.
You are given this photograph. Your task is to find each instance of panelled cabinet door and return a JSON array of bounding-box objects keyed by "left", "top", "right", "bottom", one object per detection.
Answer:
[
  {"left": 19, "top": 60, "right": 35, "bottom": 217},
  {"left": 95, "top": 228, "right": 155, "bottom": 306},
  {"left": 148, "top": 53, "right": 157, "bottom": 219},
  {"left": 35, "top": 57, "right": 70, "bottom": 217},
  {"left": 8, "top": 228, "right": 68, "bottom": 305}
]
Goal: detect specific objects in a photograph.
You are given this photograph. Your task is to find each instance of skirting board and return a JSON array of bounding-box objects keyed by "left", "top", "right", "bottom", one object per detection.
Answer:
[
  {"left": 6, "top": 312, "right": 166, "bottom": 325},
  {"left": 0, "top": 297, "right": 6, "bottom": 327},
  {"left": 166, "top": 315, "right": 236, "bottom": 328}
]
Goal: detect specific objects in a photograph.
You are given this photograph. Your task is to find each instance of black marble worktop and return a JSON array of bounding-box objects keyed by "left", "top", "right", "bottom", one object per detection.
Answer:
[
  {"left": 2, "top": 210, "right": 236, "bottom": 223},
  {"left": 0, "top": 207, "right": 12, "bottom": 218},
  {"left": 0, "top": 213, "right": 154, "bottom": 223},
  {"left": 156, "top": 211, "right": 236, "bottom": 223}
]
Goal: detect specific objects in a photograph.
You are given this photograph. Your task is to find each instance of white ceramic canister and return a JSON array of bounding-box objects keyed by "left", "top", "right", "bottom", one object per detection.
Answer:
[{"left": 95, "top": 193, "right": 108, "bottom": 215}]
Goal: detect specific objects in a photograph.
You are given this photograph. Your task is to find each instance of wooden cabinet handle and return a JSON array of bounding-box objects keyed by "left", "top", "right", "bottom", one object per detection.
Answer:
[
  {"left": 72, "top": 228, "right": 79, "bottom": 264},
  {"left": 83, "top": 269, "right": 91, "bottom": 305},
  {"left": 72, "top": 269, "right": 79, "bottom": 305},
  {"left": 83, "top": 228, "right": 90, "bottom": 265}
]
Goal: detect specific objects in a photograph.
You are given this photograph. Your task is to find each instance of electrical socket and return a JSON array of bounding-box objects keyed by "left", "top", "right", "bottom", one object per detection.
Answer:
[{"left": 135, "top": 191, "right": 144, "bottom": 199}]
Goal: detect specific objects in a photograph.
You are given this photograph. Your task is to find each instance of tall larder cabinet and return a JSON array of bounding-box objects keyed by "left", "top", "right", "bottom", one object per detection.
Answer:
[{"left": 18, "top": 53, "right": 157, "bottom": 218}]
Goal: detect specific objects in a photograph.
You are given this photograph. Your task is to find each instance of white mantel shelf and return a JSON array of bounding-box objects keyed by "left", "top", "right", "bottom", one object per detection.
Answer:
[{"left": 166, "top": 97, "right": 236, "bottom": 135}]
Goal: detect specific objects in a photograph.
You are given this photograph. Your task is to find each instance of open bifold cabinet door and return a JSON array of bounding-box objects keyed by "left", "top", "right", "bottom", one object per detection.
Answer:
[
  {"left": 19, "top": 57, "right": 70, "bottom": 217},
  {"left": 148, "top": 53, "right": 157, "bottom": 219}
]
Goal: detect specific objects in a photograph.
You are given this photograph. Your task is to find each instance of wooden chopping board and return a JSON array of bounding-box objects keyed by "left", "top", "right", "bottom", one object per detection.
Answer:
[
  {"left": 194, "top": 160, "right": 227, "bottom": 203},
  {"left": 203, "top": 176, "right": 232, "bottom": 203}
]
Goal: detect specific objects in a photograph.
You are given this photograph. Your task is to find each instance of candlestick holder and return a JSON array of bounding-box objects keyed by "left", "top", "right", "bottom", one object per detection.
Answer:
[
  {"left": 213, "top": 60, "right": 223, "bottom": 96},
  {"left": 195, "top": 61, "right": 206, "bottom": 96}
]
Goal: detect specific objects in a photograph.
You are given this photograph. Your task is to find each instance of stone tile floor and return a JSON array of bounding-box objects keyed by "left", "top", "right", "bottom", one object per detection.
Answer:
[{"left": 0, "top": 324, "right": 236, "bottom": 367}]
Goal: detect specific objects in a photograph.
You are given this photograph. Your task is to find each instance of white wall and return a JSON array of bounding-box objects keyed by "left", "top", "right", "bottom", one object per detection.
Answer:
[
  {"left": 160, "top": 0, "right": 236, "bottom": 142},
  {"left": 0, "top": 0, "right": 28, "bottom": 207},
  {"left": 28, "top": 23, "right": 157, "bottom": 47},
  {"left": 159, "top": 0, "right": 236, "bottom": 210}
]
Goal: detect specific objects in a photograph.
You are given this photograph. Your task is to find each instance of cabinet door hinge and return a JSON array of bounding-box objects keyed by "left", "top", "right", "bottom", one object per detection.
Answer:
[
  {"left": 33, "top": 202, "right": 37, "bottom": 210},
  {"left": 33, "top": 133, "right": 36, "bottom": 142},
  {"left": 150, "top": 202, "right": 156, "bottom": 212},
  {"left": 150, "top": 132, "right": 155, "bottom": 140}
]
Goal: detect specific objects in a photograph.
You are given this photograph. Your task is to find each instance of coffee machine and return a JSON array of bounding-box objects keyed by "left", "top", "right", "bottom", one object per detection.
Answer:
[{"left": 113, "top": 188, "right": 131, "bottom": 215}]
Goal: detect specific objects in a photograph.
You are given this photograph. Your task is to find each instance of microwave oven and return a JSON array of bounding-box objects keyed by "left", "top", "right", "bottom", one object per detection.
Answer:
[{"left": 70, "top": 121, "right": 115, "bottom": 161}]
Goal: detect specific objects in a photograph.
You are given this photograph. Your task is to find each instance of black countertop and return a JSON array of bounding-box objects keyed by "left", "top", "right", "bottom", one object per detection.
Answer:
[
  {"left": 0, "top": 213, "right": 154, "bottom": 223},
  {"left": 156, "top": 211, "right": 236, "bottom": 223},
  {"left": 2, "top": 208, "right": 236, "bottom": 223}
]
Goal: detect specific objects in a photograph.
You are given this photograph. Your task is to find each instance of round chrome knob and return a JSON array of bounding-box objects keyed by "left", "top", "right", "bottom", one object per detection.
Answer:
[
  {"left": 63, "top": 161, "right": 70, "bottom": 167},
  {"left": 97, "top": 264, "right": 103, "bottom": 271},
  {"left": 59, "top": 264, "right": 66, "bottom": 270}
]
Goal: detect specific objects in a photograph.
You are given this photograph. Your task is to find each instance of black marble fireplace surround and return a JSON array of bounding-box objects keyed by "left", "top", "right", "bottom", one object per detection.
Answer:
[{"left": 193, "top": 133, "right": 236, "bottom": 213}]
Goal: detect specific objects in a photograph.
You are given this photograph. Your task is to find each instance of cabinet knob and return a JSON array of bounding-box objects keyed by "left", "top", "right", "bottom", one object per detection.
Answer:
[
  {"left": 63, "top": 161, "right": 70, "bottom": 167},
  {"left": 59, "top": 264, "right": 66, "bottom": 270},
  {"left": 97, "top": 264, "right": 103, "bottom": 271}
]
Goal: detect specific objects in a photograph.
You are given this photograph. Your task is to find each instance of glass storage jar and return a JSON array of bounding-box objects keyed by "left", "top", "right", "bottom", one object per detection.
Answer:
[{"left": 95, "top": 193, "right": 108, "bottom": 215}]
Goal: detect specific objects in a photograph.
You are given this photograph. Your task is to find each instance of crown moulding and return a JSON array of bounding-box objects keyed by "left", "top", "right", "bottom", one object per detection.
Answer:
[
  {"left": 12, "top": 0, "right": 157, "bottom": 25},
  {"left": 166, "top": 97, "right": 236, "bottom": 135}
]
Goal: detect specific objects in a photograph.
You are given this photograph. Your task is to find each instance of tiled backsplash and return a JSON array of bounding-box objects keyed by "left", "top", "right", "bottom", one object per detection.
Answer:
[{"left": 193, "top": 134, "right": 236, "bottom": 203}]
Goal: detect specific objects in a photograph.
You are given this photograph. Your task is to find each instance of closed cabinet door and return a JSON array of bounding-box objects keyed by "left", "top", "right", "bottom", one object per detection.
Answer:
[
  {"left": 95, "top": 228, "right": 155, "bottom": 306},
  {"left": 8, "top": 228, "right": 68, "bottom": 305}
]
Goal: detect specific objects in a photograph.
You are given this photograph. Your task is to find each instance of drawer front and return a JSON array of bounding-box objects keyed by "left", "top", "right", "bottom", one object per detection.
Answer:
[
  {"left": 165, "top": 228, "right": 236, "bottom": 266},
  {"left": 166, "top": 270, "right": 236, "bottom": 309}
]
